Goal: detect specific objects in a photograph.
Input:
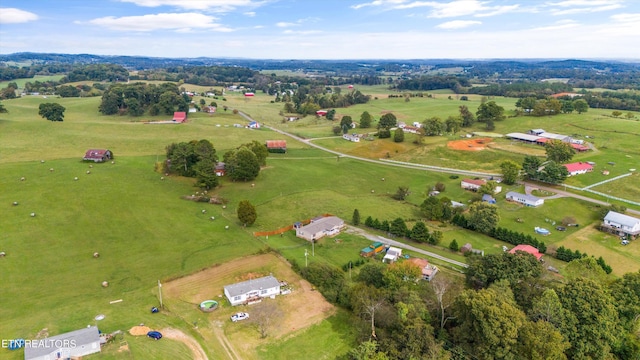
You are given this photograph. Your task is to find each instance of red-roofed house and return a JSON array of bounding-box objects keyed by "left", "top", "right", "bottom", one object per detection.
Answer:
[
  {"left": 173, "top": 112, "right": 187, "bottom": 123},
  {"left": 461, "top": 178, "right": 486, "bottom": 191},
  {"left": 564, "top": 162, "right": 594, "bottom": 176},
  {"left": 406, "top": 258, "right": 439, "bottom": 281},
  {"left": 244, "top": 92, "right": 255, "bottom": 97},
  {"left": 266, "top": 140, "right": 287, "bottom": 153},
  {"left": 83, "top": 149, "right": 113, "bottom": 163},
  {"left": 316, "top": 110, "right": 328, "bottom": 116},
  {"left": 509, "top": 244, "right": 543, "bottom": 261}
]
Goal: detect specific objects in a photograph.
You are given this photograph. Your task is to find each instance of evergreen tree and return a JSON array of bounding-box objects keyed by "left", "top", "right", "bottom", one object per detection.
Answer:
[
  {"left": 237, "top": 200, "right": 257, "bottom": 226},
  {"left": 352, "top": 209, "right": 361, "bottom": 226}
]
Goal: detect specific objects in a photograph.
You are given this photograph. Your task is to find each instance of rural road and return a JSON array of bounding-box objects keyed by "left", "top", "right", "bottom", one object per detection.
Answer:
[
  {"left": 345, "top": 226, "right": 468, "bottom": 268},
  {"left": 240, "top": 112, "right": 638, "bottom": 215},
  {"left": 523, "top": 182, "right": 640, "bottom": 216}
]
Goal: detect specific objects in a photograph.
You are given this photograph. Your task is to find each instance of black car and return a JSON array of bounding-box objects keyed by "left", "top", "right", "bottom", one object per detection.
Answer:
[
  {"left": 147, "top": 331, "right": 162, "bottom": 340},
  {"left": 556, "top": 226, "right": 566, "bottom": 231}
]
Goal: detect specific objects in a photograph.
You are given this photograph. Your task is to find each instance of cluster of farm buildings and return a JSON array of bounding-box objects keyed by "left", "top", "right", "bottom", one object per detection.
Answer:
[{"left": 506, "top": 128, "right": 590, "bottom": 152}]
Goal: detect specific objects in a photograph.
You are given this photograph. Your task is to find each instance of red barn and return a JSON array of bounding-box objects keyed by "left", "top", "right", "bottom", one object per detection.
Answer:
[
  {"left": 244, "top": 92, "right": 255, "bottom": 97},
  {"left": 266, "top": 140, "right": 287, "bottom": 153},
  {"left": 316, "top": 110, "right": 328, "bottom": 116},
  {"left": 83, "top": 149, "right": 113, "bottom": 163},
  {"left": 172, "top": 112, "right": 187, "bottom": 123},
  {"left": 509, "top": 244, "right": 543, "bottom": 261}
]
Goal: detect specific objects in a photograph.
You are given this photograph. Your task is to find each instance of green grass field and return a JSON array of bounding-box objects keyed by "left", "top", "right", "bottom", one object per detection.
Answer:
[{"left": 1, "top": 87, "right": 639, "bottom": 359}]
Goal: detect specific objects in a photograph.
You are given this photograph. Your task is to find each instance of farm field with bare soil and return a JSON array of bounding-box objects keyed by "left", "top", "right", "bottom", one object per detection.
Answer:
[{"left": 162, "top": 253, "right": 337, "bottom": 359}]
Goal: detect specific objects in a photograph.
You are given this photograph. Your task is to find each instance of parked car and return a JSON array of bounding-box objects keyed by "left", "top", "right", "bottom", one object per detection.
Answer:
[
  {"left": 621, "top": 240, "right": 630, "bottom": 245},
  {"left": 231, "top": 312, "right": 249, "bottom": 322},
  {"left": 147, "top": 331, "right": 162, "bottom": 340},
  {"left": 556, "top": 226, "right": 566, "bottom": 231}
]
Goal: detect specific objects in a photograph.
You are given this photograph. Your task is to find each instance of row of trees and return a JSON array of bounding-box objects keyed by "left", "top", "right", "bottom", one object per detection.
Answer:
[
  {"left": 362, "top": 215, "right": 443, "bottom": 245},
  {"left": 99, "top": 82, "right": 189, "bottom": 116},
  {"left": 515, "top": 96, "right": 589, "bottom": 115}
]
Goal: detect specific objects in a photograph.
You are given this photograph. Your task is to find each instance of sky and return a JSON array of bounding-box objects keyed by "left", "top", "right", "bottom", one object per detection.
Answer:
[{"left": 0, "top": 0, "right": 639, "bottom": 60}]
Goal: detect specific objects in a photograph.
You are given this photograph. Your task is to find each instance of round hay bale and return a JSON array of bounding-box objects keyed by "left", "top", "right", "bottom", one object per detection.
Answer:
[
  {"left": 222, "top": 205, "right": 226, "bottom": 209},
  {"left": 371, "top": 190, "right": 375, "bottom": 193},
  {"left": 102, "top": 281, "right": 109, "bottom": 287},
  {"left": 210, "top": 216, "right": 215, "bottom": 220},
  {"left": 13, "top": 201, "right": 18, "bottom": 206},
  {"left": 49, "top": 168, "right": 54, "bottom": 172},
  {"left": 93, "top": 252, "right": 100, "bottom": 258},
  {"left": 20, "top": 177, "right": 25, "bottom": 181},
  {"left": 89, "top": 165, "right": 93, "bottom": 168},
  {"left": 160, "top": 177, "right": 164, "bottom": 180},
  {"left": 111, "top": 161, "right": 115, "bottom": 164},
  {"left": 74, "top": 177, "right": 79, "bottom": 181},
  {"left": 251, "top": 183, "right": 255, "bottom": 187},
  {"left": 40, "top": 160, "right": 45, "bottom": 163},
  {"left": 86, "top": 171, "right": 91, "bottom": 174},
  {"left": 202, "top": 209, "right": 206, "bottom": 214},
  {"left": 30, "top": 212, "right": 36, "bottom": 217},
  {"left": 0, "top": 251, "right": 6, "bottom": 257},
  {"left": 225, "top": 225, "right": 229, "bottom": 230}
]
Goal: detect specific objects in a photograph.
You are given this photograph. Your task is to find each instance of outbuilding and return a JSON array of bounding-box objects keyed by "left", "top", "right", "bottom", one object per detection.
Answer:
[{"left": 83, "top": 149, "right": 113, "bottom": 163}]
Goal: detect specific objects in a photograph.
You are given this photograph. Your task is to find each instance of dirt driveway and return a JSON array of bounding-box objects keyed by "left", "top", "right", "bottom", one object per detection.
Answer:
[{"left": 160, "top": 328, "right": 208, "bottom": 360}]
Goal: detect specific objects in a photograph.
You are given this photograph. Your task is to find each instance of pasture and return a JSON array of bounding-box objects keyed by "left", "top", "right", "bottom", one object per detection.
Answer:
[{"left": 1, "top": 87, "right": 639, "bottom": 359}]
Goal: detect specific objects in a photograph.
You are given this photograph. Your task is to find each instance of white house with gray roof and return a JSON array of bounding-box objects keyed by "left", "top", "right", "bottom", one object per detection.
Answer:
[
  {"left": 602, "top": 211, "right": 640, "bottom": 239},
  {"left": 296, "top": 216, "right": 344, "bottom": 242},
  {"left": 24, "top": 326, "right": 100, "bottom": 360},
  {"left": 505, "top": 191, "right": 544, "bottom": 207},
  {"left": 224, "top": 275, "right": 281, "bottom": 306}
]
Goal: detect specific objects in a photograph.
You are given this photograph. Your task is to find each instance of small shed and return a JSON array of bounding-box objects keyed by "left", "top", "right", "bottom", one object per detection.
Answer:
[
  {"left": 266, "top": 140, "right": 287, "bottom": 153},
  {"left": 244, "top": 92, "right": 255, "bottom": 97},
  {"left": 383, "top": 247, "right": 402, "bottom": 263},
  {"left": 460, "top": 243, "right": 473, "bottom": 254},
  {"left": 482, "top": 194, "right": 496, "bottom": 204},
  {"left": 83, "top": 149, "right": 113, "bottom": 163},
  {"left": 316, "top": 110, "right": 328, "bottom": 116},
  {"left": 215, "top": 162, "right": 226, "bottom": 176},
  {"left": 248, "top": 121, "right": 260, "bottom": 129}
]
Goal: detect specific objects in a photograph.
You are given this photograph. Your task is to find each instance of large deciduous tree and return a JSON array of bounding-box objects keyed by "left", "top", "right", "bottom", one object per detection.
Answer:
[
  {"left": 558, "top": 278, "right": 620, "bottom": 359},
  {"left": 573, "top": 98, "right": 589, "bottom": 114},
  {"left": 225, "top": 147, "right": 260, "bottom": 181},
  {"left": 38, "top": 103, "right": 66, "bottom": 121},
  {"left": 359, "top": 111, "right": 372, "bottom": 128},
  {"left": 537, "top": 161, "right": 569, "bottom": 184},
  {"left": 476, "top": 101, "right": 505, "bottom": 130},
  {"left": 393, "top": 129, "right": 404, "bottom": 142},
  {"left": 378, "top": 113, "right": 397, "bottom": 129},
  {"left": 500, "top": 160, "right": 520, "bottom": 185},
  {"left": 467, "top": 202, "right": 500, "bottom": 234},
  {"left": 453, "top": 282, "right": 526, "bottom": 359},
  {"left": 422, "top": 117, "right": 445, "bottom": 136},
  {"left": 517, "top": 320, "right": 570, "bottom": 360},
  {"left": 237, "top": 200, "right": 257, "bottom": 226},
  {"left": 545, "top": 139, "right": 575, "bottom": 163},
  {"left": 459, "top": 105, "right": 476, "bottom": 127}
]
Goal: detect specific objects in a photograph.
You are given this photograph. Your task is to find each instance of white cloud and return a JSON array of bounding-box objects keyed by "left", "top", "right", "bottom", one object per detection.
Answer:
[
  {"left": 551, "top": 4, "right": 623, "bottom": 15},
  {"left": 546, "top": 0, "right": 622, "bottom": 7},
  {"left": 610, "top": 12, "right": 640, "bottom": 22},
  {"left": 0, "top": 8, "right": 39, "bottom": 24},
  {"left": 353, "top": 0, "right": 521, "bottom": 18},
  {"left": 117, "top": 0, "right": 266, "bottom": 11},
  {"left": 276, "top": 21, "right": 297, "bottom": 28},
  {"left": 244, "top": 11, "right": 256, "bottom": 17},
  {"left": 436, "top": 20, "right": 482, "bottom": 29},
  {"left": 531, "top": 19, "right": 580, "bottom": 31},
  {"left": 282, "top": 30, "right": 322, "bottom": 35},
  {"left": 84, "top": 12, "right": 233, "bottom": 32}
]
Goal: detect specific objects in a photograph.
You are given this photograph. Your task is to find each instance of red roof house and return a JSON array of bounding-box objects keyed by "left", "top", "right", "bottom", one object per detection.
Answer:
[
  {"left": 244, "top": 92, "right": 255, "bottom": 97},
  {"left": 316, "top": 110, "right": 328, "bottom": 116},
  {"left": 83, "top": 149, "right": 113, "bottom": 163},
  {"left": 172, "top": 112, "right": 187, "bottom": 123},
  {"left": 571, "top": 143, "right": 589, "bottom": 152},
  {"left": 564, "top": 162, "right": 594, "bottom": 176},
  {"left": 509, "top": 244, "right": 543, "bottom": 261},
  {"left": 461, "top": 178, "right": 486, "bottom": 191}
]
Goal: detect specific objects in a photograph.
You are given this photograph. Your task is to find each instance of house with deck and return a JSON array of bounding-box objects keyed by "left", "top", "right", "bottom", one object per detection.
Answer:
[
  {"left": 224, "top": 275, "right": 281, "bottom": 306},
  {"left": 266, "top": 140, "right": 287, "bottom": 153},
  {"left": 383, "top": 247, "right": 402, "bottom": 263},
  {"left": 601, "top": 211, "right": 640, "bottom": 239},
  {"left": 295, "top": 216, "right": 344, "bottom": 241},
  {"left": 24, "top": 326, "right": 101, "bottom": 360},
  {"left": 406, "top": 258, "right": 439, "bottom": 281},
  {"left": 505, "top": 191, "right": 544, "bottom": 207}
]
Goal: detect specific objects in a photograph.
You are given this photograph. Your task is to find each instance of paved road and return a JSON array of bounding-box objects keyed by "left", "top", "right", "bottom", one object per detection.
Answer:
[{"left": 345, "top": 226, "right": 468, "bottom": 268}]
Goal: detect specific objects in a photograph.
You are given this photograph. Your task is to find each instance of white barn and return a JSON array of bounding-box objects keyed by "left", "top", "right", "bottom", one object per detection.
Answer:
[
  {"left": 24, "top": 326, "right": 101, "bottom": 360},
  {"left": 296, "top": 216, "right": 344, "bottom": 241},
  {"left": 505, "top": 191, "right": 544, "bottom": 207},
  {"left": 224, "top": 275, "right": 281, "bottom": 306}
]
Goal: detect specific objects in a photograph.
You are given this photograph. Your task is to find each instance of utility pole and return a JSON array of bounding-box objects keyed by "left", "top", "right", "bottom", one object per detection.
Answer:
[
  {"left": 158, "top": 280, "right": 163, "bottom": 308},
  {"left": 312, "top": 240, "right": 315, "bottom": 257},
  {"left": 349, "top": 261, "right": 352, "bottom": 280},
  {"left": 305, "top": 249, "right": 308, "bottom": 268}
]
